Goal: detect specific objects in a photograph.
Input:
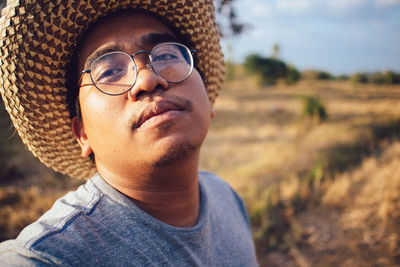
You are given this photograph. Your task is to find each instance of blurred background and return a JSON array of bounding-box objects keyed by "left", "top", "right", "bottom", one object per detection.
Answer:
[{"left": 1, "top": 0, "right": 400, "bottom": 266}]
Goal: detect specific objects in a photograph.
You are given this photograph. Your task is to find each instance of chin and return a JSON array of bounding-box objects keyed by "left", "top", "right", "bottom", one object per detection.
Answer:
[{"left": 152, "top": 142, "right": 200, "bottom": 168}]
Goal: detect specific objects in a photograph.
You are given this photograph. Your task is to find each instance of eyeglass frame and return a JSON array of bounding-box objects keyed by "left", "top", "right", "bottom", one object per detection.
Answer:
[{"left": 80, "top": 42, "right": 197, "bottom": 96}]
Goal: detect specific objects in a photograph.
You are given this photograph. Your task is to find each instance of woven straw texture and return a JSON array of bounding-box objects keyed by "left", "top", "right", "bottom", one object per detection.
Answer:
[{"left": 0, "top": 0, "right": 225, "bottom": 179}]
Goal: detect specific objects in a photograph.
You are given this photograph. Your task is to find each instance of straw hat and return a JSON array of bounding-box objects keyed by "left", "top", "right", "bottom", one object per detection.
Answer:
[{"left": 0, "top": 0, "right": 225, "bottom": 179}]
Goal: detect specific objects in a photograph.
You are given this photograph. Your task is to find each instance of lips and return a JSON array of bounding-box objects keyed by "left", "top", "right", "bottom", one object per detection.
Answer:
[{"left": 131, "top": 97, "right": 192, "bottom": 129}]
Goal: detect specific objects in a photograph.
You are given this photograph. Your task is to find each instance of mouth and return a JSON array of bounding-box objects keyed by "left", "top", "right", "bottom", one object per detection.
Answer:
[{"left": 131, "top": 97, "right": 192, "bottom": 129}]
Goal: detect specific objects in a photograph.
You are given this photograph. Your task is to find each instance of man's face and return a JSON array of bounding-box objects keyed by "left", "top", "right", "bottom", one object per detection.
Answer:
[{"left": 73, "top": 12, "right": 214, "bottom": 177}]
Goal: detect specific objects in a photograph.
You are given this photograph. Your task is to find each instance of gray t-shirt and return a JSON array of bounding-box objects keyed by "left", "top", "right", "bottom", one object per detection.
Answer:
[{"left": 0, "top": 171, "right": 258, "bottom": 266}]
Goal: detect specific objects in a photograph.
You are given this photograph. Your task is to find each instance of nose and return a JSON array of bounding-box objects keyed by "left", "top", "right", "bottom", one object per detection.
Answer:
[{"left": 128, "top": 64, "right": 168, "bottom": 101}]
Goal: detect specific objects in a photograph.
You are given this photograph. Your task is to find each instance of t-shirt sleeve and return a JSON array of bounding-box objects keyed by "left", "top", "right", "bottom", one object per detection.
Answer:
[{"left": 230, "top": 187, "right": 252, "bottom": 229}]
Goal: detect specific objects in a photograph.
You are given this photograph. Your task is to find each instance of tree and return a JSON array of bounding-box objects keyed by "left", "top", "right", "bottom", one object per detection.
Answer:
[
  {"left": 384, "top": 71, "right": 400, "bottom": 85},
  {"left": 214, "top": 0, "right": 246, "bottom": 37},
  {"left": 286, "top": 65, "right": 301, "bottom": 85},
  {"left": 272, "top": 43, "right": 280, "bottom": 59},
  {"left": 384, "top": 71, "right": 395, "bottom": 85},
  {"left": 369, "top": 72, "right": 385, "bottom": 84},
  {"left": 244, "top": 54, "right": 288, "bottom": 85},
  {"left": 316, "top": 71, "right": 333, "bottom": 80},
  {"left": 351, "top": 73, "right": 368, "bottom": 84}
]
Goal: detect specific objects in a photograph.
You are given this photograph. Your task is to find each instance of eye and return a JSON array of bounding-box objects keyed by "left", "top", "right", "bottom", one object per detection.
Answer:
[
  {"left": 96, "top": 66, "right": 125, "bottom": 82},
  {"left": 91, "top": 64, "right": 126, "bottom": 85},
  {"left": 90, "top": 52, "right": 132, "bottom": 84},
  {"left": 152, "top": 52, "right": 179, "bottom": 62}
]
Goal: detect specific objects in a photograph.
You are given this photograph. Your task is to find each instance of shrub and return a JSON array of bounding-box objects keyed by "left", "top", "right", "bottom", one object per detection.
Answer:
[
  {"left": 300, "top": 95, "right": 328, "bottom": 122},
  {"left": 337, "top": 75, "right": 349, "bottom": 80},
  {"left": 350, "top": 71, "right": 400, "bottom": 85},
  {"left": 301, "top": 70, "right": 333, "bottom": 80},
  {"left": 316, "top": 71, "right": 333, "bottom": 80},
  {"left": 369, "top": 72, "right": 385, "bottom": 84},
  {"left": 384, "top": 71, "right": 400, "bottom": 85},
  {"left": 351, "top": 73, "right": 368, "bottom": 84}
]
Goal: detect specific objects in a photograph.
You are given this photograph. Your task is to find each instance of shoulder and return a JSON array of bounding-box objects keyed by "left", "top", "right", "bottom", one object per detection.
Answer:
[
  {"left": 198, "top": 171, "right": 251, "bottom": 226},
  {"left": 0, "top": 176, "right": 104, "bottom": 264},
  {"left": 19, "top": 178, "right": 103, "bottom": 246}
]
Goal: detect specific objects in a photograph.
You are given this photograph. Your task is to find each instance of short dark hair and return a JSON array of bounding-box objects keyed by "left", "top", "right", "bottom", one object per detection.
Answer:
[{"left": 65, "top": 50, "right": 81, "bottom": 120}]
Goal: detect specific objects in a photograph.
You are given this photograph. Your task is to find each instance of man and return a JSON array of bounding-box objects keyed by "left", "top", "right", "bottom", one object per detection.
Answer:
[{"left": 0, "top": 0, "right": 258, "bottom": 265}]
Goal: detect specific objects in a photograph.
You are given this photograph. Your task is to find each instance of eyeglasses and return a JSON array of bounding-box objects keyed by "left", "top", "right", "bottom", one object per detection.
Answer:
[{"left": 81, "top": 42, "right": 196, "bottom": 95}]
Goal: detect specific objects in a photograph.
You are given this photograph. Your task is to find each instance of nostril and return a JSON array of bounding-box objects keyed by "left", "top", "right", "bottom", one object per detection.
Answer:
[
  {"left": 135, "top": 90, "right": 146, "bottom": 99},
  {"left": 128, "top": 79, "right": 168, "bottom": 101}
]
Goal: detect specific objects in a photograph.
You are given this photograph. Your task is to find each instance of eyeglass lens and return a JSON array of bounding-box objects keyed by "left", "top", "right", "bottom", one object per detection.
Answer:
[{"left": 89, "top": 43, "right": 193, "bottom": 95}]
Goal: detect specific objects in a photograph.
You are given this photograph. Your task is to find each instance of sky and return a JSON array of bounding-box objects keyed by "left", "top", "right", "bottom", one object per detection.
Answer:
[{"left": 218, "top": 0, "right": 400, "bottom": 75}]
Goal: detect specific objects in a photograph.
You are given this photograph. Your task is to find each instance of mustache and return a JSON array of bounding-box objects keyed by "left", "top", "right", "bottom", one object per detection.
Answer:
[{"left": 130, "top": 95, "right": 193, "bottom": 129}]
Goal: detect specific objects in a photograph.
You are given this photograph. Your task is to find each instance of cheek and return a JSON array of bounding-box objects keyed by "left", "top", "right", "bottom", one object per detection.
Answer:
[
  {"left": 188, "top": 71, "right": 212, "bottom": 115},
  {"left": 79, "top": 89, "right": 123, "bottom": 139},
  {"left": 184, "top": 69, "right": 209, "bottom": 100}
]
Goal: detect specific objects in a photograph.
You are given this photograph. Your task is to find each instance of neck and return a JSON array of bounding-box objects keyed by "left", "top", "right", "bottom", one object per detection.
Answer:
[
  {"left": 129, "top": 181, "right": 200, "bottom": 227},
  {"left": 97, "top": 154, "right": 201, "bottom": 227}
]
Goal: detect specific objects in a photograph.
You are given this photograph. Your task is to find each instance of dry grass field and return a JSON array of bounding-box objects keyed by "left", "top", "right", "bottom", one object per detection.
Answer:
[
  {"left": 1, "top": 74, "right": 400, "bottom": 266},
  {"left": 201, "top": 76, "right": 400, "bottom": 266}
]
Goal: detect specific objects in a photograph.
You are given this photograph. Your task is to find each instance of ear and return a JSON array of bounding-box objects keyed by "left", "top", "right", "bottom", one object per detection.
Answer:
[
  {"left": 71, "top": 117, "right": 93, "bottom": 157},
  {"left": 211, "top": 108, "right": 216, "bottom": 118}
]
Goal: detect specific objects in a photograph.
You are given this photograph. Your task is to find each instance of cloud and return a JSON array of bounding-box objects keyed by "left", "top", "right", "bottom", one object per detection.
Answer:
[
  {"left": 375, "top": 0, "right": 400, "bottom": 7},
  {"left": 275, "top": 0, "right": 315, "bottom": 13},
  {"left": 243, "top": 0, "right": 374, "bottom": 19},
  {"left": 326, "top": 0, "right": 367, "bottom": 12},
  {"left": 249, "top": 2, "right": 272, "bottom": 17}
]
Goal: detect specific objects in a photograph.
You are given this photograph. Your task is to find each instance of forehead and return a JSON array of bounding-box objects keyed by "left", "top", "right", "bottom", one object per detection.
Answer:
[{"left": 77, "top": 11, "right": 177, "bottom": 70}]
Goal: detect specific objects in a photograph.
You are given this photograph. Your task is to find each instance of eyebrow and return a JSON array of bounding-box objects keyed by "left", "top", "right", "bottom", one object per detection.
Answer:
[
  {"left": 83, "top": 33, "right": 180, "bottom": 70},
  {"left": 140, "top": 33, "right": 180, "bottom": 48},
  {"left": 83, "top": 45, "right": 124, "bottom": 70}
]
